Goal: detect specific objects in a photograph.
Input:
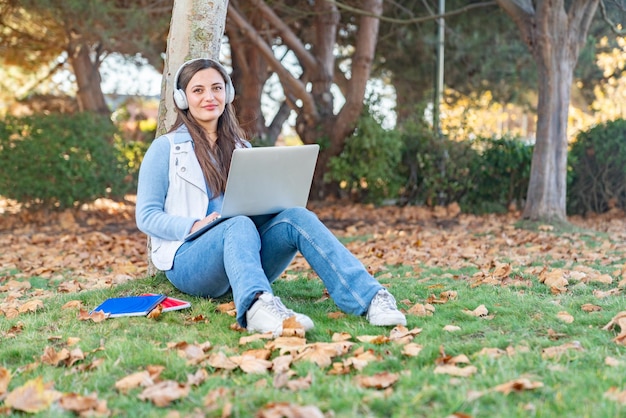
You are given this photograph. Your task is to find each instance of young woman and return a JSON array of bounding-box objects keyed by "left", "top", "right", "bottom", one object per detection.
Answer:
[{"left": 136, "top": 58, "right": 406, "bottom": 335}]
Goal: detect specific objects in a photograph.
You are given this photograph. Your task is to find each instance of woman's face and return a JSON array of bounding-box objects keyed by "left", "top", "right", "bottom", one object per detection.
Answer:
[{"left": 185, "top": 67, "right": 227, "bottom": 132}]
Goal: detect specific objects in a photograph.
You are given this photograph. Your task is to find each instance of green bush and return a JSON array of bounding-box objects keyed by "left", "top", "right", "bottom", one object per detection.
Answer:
[
  {"left": 326, "top": 108, "right": 404, "bottom": 204},
  {"left": 463, "top": 136, "right": 533, "bottom": 213},
  {"left": 0, "top": 112, "right": 134, "bottom": 209},
  {"left": 399, "top": 117, "right": 479, "bottom": 207},
  {"left": 567, "top": 118, "right": 626, "bottom": 215},
  {"left": 115, "top": 135, "right": 150, "bottom": 191}
]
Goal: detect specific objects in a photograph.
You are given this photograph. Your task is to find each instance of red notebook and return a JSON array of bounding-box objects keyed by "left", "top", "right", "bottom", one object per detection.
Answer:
[{"left": 142, "top": 294, "right": 191, "bottom": 312}]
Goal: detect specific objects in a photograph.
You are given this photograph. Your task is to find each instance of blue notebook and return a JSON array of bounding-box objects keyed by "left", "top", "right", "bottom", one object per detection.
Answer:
[{"left": 91, "top": 294, "right": 167, "bottom": 317}]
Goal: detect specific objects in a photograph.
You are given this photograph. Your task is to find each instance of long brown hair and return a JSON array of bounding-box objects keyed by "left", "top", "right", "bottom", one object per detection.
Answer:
[{"left": 171, "top": 59, "right": 247, "bottom": 195}]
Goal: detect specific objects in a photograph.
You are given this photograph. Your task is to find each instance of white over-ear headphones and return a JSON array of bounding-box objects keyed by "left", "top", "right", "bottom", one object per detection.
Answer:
[{"left": 173, "top": 58, "right": 235, "bottom": 110}]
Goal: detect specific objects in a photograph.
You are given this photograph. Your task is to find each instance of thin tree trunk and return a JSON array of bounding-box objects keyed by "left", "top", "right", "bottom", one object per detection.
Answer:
[
  {"left": 147, "top": 0, "right": 229, "bottom": 276},
  {"left": 229, "top": 23, "right": 271, "bottom": 144},
  {"left": 523, "top": 53, "right": 574, "bottom": 222},
  {"left": 68, "top": 42, "right": 108, "bottom": 115}
]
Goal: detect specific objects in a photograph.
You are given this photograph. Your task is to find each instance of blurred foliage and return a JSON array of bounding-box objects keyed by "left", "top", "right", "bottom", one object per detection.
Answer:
[
  {"left": 0, "top": 112, "right": 135, "bottom": 210},
  {"left": 0, "top": 0, "right": 170, "bottom": 70},
  {"left": 399, "top": 114, "right": 478, "bottom": 207},
  {"left": 463, "top": 136, "right": 533, "bottom": 214},
  {"left": 567, "top": 118, "right": 626, "bottom": 215},
  {"left": 327, "top": 105, "right": 536, "bottom": 214},
  {"left": 326, "top": 105, "right": 404, "bottom": 203}
]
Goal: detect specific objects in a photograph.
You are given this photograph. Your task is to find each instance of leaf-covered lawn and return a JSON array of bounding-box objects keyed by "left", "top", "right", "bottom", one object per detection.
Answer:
[{"left": 1, "top": 198, "right": 625, "bottom": 417}]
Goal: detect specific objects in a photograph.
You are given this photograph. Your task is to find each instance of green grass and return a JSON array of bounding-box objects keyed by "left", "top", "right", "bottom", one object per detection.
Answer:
[{"left": 2, "top": 257, "right": 626, "bottom": 417}]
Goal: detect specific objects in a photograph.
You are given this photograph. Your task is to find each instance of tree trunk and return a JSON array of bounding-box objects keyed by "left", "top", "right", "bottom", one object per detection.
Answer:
[
  {"left": 496, "top": 0, "right": 600, "bottom": 223},
  {"left": 229, "top": 21, "right": 272, "bottom": 144},
  {"left": 301, "top": 0, "right": 383, "bottom": 198},
  {"left": 147, "top": 0, "right": 229, "bottom": 276},
  {"left": 68, "top": 42, "right": 109, "bottom": 115},
  {"left": 523, "top": 49, "right": 574, "bottom": 222}
]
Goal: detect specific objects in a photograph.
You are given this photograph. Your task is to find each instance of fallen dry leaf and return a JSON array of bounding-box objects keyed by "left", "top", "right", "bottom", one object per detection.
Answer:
[
  {"left": 61, "top": 300, "right": 83, "bottom": 309},
  {"left": 541, "top": 341, "right": 584, "bottom": 359},
  {"left": 265, "top": 337, "right": 308, "bottom": 355},
  {"left": 77, "top": 308, "right": 108, "bottom": 322},
  {"left": 271, "top": 354, "right": 294, "bottom": 374},
  {"left": 493, "top": 378, "right": 544, "bottom": 395},
  {"left": 58, "top": 392, "right": 109, "bottom": 416},
  {"left": 256, "top": 402, "right": 325, "bottom": 418},
  {"left": 40, "top": 346, "right": 70, "bottom": 367},
  {"left": 538, "top": 268, "right": 568, "bottom": 294},
  {"left": 206, "top": 351, "right": 239, "bottom": 371},
  {"left": 285, "top": 373, "right": 312, "bottom": 391},
  {"left": 356, "top": 335, "right": 390, "bottom": 344},
  {"left": 331, "top": 332, "right": 352, "bottom": 342},
  {"left": 0, "top": 367, "right": 11, "bottom": 396},
  {"left": 401, "top": 343, "right": 423, "bottom": 357},
  {"left": 327, "top": 311, "right": 347, "bottom": 320},
  {"left": 187, "top": 368, "right": 209, "bottom": 386},
  {"left": 230, "top": 354, "right": 273, "bottom": 374},
  {"left": 138, "top": 380, "right": 190, "bottom": 407},
  {"left": 217, "top": 301, "right": 237, "bottom": 316},
  {"left": 593, "top": 288, "right": 622, "bottom": 298},
  {"left": 240, "top": 333, "right": 274, "bottom": 345},
  {"left": 605, "top": 356, "right": 622, "bottom": 367},
  {"left": 114, "top": 365, "right": 165, "bottom": 393},
  {"left": 604, "top": 387, "right": 626, "bottom": 405},
  {"left": 407, "top": 302, "right": 435, "bottom": 316},
  {"left": 17, "top": 299, "right": 44, "bottom": 314},
  {"left": 443, "top": 325, "right": 461, "bottom": 332},
  {"left": 476, "top": 347, "right": 508, "bottom": 359},
  {"left": 146, "top": 303, "right": 162, "bottom": 319},
  {"left": 463, "top": 304, "right": 489, "bottom": 317},
  {"left": 203, "top": 387, "right": 230, "bottom": 411},
  {"left": 581, "top": 303, "right": 602, "bottom": 312},
  {"left": 434, "top": 364, "right": 477, "bottom": 377},
  {"left": 2, "top": 322, "right": 24, "bottom": 339},
  {"left": 354, "top": 371, "right": 399, "bottom": 389},
  {"left": 4, "top": 377, "right": 62, "bottom": 413},
  {"left": 294, "top": 342, "right": 354, "bottom": 368},
  {"left": 170, "top": 341, "right": 212, "bottom": 365},
  {"left": 556, "top": 311, "right": 574, "bottom": 323},
  {"left": 468, "top": 377, "right": 544, "bottom": 401}
]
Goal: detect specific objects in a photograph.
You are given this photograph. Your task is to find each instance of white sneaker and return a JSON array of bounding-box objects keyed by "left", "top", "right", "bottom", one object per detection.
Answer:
[
  {"left": 246, "top": 293, "right": 314, "bottom": 335},
  {"left": 366, "top": 289, "right": 407, "bottom": 326}
]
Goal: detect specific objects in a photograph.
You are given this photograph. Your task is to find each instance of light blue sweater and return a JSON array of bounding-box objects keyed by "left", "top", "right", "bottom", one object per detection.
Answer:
[{"left": 135, "top": 125, "right": 227, "bottom": 269}]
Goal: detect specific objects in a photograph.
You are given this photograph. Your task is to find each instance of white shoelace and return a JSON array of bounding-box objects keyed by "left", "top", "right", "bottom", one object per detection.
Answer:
[
  {"left": 266, "top": 296, "right": 293, "bottom": 319},
  {"left": 373, "top": 291, "right": 396, "bottom": 311}
]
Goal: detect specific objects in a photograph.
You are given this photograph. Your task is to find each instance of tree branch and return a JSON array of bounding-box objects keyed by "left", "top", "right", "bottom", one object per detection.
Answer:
[
  {"left": 327, "top": 0, "right": 498, "bottom": 24},
  {"left": 495, "top": 0, "right": 536, "bottom": 50},
  {"left": 568, "top": 0, "right": 602, "bottom": 47},
  {"left": 227, "top": 3, "right": 318, "bottom": 119},
  {"left": 249, "top": 0, "right": 318, "bottom": 71},
  {"left": 598, "top": 0, "right": 626, "bottom": 35}
]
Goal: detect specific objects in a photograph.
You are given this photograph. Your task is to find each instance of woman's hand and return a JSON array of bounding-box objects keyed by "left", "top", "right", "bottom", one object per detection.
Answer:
[{"left": 190, "top": 212, "right": 221, "bottom": 233}]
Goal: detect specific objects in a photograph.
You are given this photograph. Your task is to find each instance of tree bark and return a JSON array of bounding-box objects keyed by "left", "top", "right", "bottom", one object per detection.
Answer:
[
  {"left": 496, "top": 0, "right": 600, "bottom": 222},
  {"left": 228, "top": 14, "right": 272, "bottom": 145},
  {"left": 67, "top": 42, "right": 109, "bottom": 115}
]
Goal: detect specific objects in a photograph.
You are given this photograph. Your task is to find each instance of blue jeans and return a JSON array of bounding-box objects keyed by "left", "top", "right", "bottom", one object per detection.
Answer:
[{"left": 165, "top": 207, "right": 384, "bottom": 327}]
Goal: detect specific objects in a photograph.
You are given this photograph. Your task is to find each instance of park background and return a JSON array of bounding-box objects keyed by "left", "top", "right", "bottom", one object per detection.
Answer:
[{"left": 1, "top": 1, "right": 626, "bottom": 417}]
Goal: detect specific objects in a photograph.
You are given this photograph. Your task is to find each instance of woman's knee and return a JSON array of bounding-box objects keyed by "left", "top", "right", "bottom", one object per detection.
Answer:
[
  {"left": 227, "top": 215, "right": 259, "bottom": 232},
  {"left": 281, "top": 206, "right": 318, "bottom": 223}
]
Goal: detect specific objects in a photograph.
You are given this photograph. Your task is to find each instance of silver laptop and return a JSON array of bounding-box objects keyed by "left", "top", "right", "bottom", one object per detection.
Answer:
[{"left": 184, "top": 144, "right": 319, "bottom": 241}]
